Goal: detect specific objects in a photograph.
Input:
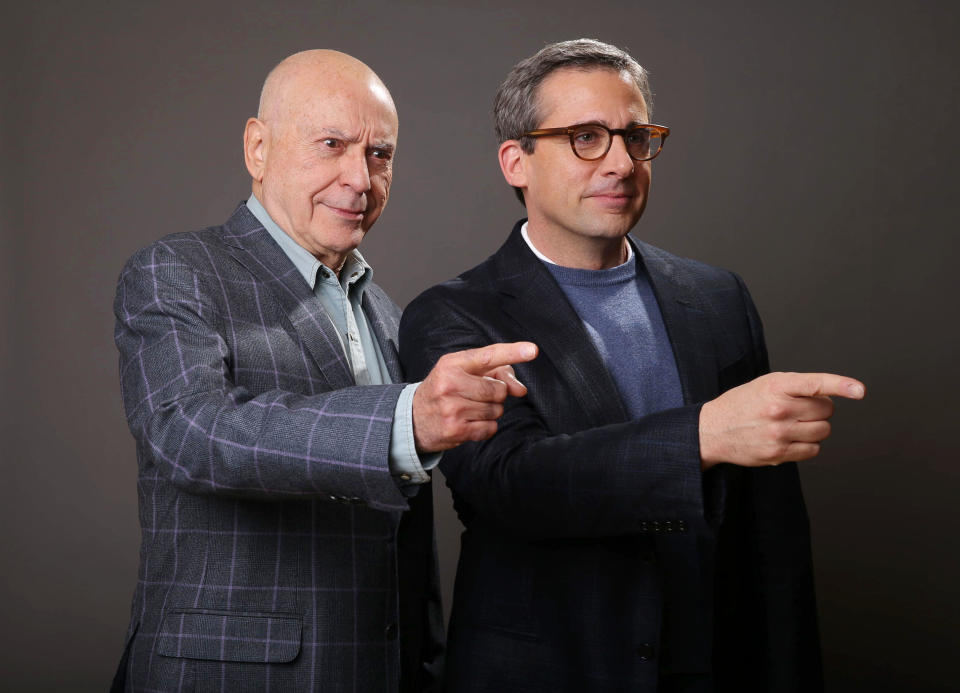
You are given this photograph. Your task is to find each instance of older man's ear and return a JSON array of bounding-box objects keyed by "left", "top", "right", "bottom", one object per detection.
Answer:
[{"left": 243, "top": 117, "right": 268, "bottom": 183}]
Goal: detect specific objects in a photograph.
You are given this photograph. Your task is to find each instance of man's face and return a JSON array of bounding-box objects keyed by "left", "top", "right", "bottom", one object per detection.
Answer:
[
  {"left": 259, "top": 79, "right": 398, "bottom": 264},
  {"left": 520, "top": 68, "right": 652, "bottom": 246}
]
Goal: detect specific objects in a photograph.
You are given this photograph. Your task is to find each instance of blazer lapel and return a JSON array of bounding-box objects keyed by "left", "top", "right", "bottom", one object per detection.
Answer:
[
  {"left": 632, "top": 238, "right": 718, "bottom": 406},
  {"left": 219, "top": 204, "right": 354, "bottom": 390},
  {"left": 363, "top": 285, "right": 403, "bottom": 383},
  {"left": 495, "top": 225, "right": 629, "bottom": 428}
]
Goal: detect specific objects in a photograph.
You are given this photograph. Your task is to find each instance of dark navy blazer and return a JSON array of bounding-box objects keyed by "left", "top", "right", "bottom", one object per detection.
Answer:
[{"left": 399, "top": 222, "right": 822, "bottom": 693}]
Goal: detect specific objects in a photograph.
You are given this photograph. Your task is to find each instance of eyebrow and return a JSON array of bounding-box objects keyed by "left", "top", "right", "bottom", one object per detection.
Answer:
[
  {"left": 573, "top": 118, "right": 650, "bottom": 128},
  {"left": 311, "top": 127, "right": 395, "bottom": 151}
]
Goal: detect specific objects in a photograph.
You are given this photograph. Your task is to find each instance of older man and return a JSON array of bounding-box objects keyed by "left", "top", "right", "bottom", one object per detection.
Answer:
[
  {"left": 112, "top": 50, "right": 533, "bottom": 692},
  {"left": 400, "top": 39, "right": 864, "bottom": 692}
]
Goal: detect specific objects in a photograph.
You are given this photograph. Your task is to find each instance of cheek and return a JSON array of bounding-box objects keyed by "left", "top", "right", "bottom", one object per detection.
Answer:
[
  {"left": 374, "top": 172, "right": 392, "bottom": 201},
  {"left": 636, "top": 163, "right": 652, "bottom": 186}
]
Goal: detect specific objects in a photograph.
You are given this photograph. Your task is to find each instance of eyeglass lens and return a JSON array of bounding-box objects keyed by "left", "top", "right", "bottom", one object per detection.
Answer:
[{"left": 572, "top": 125, "right": 662, "bottom": 161}]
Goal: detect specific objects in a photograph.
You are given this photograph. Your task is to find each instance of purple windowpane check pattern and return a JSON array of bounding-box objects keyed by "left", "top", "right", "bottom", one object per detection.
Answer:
[{"left": 111, "top": 204, "right": 438, "bottom": 692}]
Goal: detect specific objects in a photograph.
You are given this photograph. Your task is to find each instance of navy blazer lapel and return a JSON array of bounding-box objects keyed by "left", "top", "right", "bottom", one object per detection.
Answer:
[
  {"left": 494, "top": 224, "right": 628, "bottom": 428},
  {"left": 363, "top": 285, "right": 403, "bottom": 383},
  {"left": 219, "top": 204, "right": 355, "bottom": 390},
  {"left": 631, "top": 237, "right": 718, "bottom": 406}
]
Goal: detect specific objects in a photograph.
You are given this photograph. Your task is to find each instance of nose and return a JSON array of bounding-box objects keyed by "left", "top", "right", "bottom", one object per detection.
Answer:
[
  {"left": 601, "top": 133, "right": 635, "bottom": 178},
  {"left": 340, "top": 147, "right": 372, "bottom": 193}
]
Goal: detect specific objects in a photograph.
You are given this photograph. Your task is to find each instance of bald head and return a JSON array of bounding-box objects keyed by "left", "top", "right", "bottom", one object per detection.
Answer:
[
  {"left": 257, "top": 49, "right": 396, "bottom": 130},
  {"left": 243, "top": 49, "right": 399, "bottom": 272}
]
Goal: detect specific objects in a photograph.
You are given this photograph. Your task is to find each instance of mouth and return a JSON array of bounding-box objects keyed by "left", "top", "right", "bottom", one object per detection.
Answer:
[
  {"left": 587, "top": 192, "right": 636, "bottom": 206},
  {"left": 320, "top": 202, "right": 366, "bottom": 221}
]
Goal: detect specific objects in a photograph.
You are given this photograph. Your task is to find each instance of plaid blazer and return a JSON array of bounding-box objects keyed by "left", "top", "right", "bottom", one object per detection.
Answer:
[
  {"left": 112, "top": 204, "right": 443, "bottom": 692},
  {"left": 400, "top": 222, "right": 821, "bottom": 693}
]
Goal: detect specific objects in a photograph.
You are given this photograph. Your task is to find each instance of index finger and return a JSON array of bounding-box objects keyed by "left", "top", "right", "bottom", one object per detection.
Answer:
[
  {"left": 451, "top": 342, "right": 538, "bottom": 375},
  {"left": 780, "top": 372, "right": 866, "bottom": 400}
]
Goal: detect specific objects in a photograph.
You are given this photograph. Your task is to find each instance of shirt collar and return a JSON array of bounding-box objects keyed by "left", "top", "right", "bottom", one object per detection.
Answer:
[{"left": 247, "top": 193, "right": 373, "bottom": 292}]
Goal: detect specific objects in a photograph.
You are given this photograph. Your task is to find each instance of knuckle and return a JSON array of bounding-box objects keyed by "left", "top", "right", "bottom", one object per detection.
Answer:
[
  {"left": 472, "top": 422, "right": 497, "bottom": 441},
  {"left": 439, "top": 400, "right": 457, "bottom": 419},
  {"left": 445, "top": 421, "right": 466, "bottom": 442},
  {"left": 438, "top": 373, "right": 461, "bottom": 396},
  {"left": 819, "top": 422, "right": 832, "bottom": 440},
  {"left": 763, "top": 441, "right": 788, "bottom": 463},
  {"left": 764, "top": 401, "right": 789, "bottom": 420},
  {"left": 773, "top": 421, "right": 791, "bottom": 440},
  {"left": 764, "top": 371, "right": 785, "bottom": 388}
]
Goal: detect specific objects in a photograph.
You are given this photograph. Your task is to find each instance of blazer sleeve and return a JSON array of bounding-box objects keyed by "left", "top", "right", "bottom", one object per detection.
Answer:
[
  {"left": 114, "top": 244, "right": 409, "bottom": 512},
  {"left": 399, "top": 289, "right": 709, "bottom": 540}
]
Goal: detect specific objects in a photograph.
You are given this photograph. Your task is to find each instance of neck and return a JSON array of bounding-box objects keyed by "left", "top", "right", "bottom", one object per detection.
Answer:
[
  {"left": 251, "top": 185, "right": 348, "bottom": 276},
  {"left": 525, "top": 223, "right": 628, "bottom": 270}
]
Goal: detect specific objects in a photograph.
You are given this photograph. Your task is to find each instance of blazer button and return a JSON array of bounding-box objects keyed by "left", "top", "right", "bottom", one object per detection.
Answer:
[
  {"left": 637, "top": 643, "right": 656, "bottom": 661},
  {"left": 385, "top": 622, "right": 398, "bottom": 640}
]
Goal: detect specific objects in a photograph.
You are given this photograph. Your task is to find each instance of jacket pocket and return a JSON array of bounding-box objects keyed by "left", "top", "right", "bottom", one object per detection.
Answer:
[{"left": 155, "top": 609, "right": 301, "bottom": 663}]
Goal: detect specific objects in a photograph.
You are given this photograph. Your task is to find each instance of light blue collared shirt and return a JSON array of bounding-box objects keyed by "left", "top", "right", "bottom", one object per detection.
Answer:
[{"left": 247, "top": 194, "right": 438, "bottom": 490}]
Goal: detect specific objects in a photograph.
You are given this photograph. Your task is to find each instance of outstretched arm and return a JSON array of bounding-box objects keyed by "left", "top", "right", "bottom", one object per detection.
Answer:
[
  {"left": 115, "top": 248, "right": 411, "bottom": 510},
  {"left": 400, "top": 293, "right": 708, "bottom": 539},
  {"left": 116, "top": 245, "right": 537, "bottom": 511}
]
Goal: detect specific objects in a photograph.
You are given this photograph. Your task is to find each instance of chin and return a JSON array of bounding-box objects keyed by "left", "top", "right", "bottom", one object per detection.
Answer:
[{"left": 589, "top": 218, "right": 638, "bottom": 239}]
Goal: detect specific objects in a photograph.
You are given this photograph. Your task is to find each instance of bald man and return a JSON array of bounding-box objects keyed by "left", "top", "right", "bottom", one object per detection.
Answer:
[{"left": 111, "top": 50, "right": 533, "bottom": 692}]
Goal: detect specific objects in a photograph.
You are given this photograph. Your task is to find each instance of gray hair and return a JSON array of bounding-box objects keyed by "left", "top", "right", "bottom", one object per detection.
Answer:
[{"left": 493, "top": 39, "right": 653, "bottom": 203}]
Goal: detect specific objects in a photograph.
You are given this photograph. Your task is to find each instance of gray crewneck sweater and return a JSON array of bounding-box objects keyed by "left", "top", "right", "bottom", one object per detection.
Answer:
[{"left": 542, "top": 251, "right": 683, "bottom": 419}]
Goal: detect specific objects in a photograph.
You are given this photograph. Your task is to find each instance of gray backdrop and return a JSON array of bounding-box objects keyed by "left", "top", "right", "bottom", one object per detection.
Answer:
[{"left": 3, "top": 1, "right": 958, "bottom": 690}]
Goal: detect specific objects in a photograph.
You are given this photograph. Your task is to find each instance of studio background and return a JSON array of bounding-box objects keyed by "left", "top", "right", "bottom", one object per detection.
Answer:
[{"left": 2, "top": 1, "right": 957, "bottom": 690}]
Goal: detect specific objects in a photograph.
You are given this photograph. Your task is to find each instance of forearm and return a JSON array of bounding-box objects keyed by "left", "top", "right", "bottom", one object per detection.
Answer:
[
  {"left": 132, "top": 382, "right": 409, "bottom": 509},
  {"left": 440, "top": 402, "right": 719, "bottom": 540}
]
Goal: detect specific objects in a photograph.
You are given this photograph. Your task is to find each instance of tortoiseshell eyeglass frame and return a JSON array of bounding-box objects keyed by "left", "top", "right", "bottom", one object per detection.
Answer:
[{"left": 522, "top": 123, "right": 671, "bottom": 162}]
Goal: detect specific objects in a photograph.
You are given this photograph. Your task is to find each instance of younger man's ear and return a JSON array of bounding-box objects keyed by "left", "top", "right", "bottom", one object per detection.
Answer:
[{"left": 498, "top": 139, "right": 529, "bottom": 189}]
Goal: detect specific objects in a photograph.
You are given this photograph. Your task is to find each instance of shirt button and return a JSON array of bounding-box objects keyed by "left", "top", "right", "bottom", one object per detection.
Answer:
[
  {"left": 637, "top": 643, "right": 656, "bottom": 661},
  {"left": 399, "top": 473, "right": 412, "bottom": 481},
  {"left": 385, "top": 623, "right": 398, "bottom": 639}
]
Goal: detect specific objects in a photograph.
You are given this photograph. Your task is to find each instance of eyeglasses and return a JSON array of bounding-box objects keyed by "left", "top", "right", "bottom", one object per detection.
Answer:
[{"left": 522, "top": 123, "right": 670, "bottom": 162}]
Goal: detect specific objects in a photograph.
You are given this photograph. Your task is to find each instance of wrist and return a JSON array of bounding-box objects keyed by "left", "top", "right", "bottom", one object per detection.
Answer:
[{"left": 698, "top": 400, "right": 722, "bottom": 469}]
